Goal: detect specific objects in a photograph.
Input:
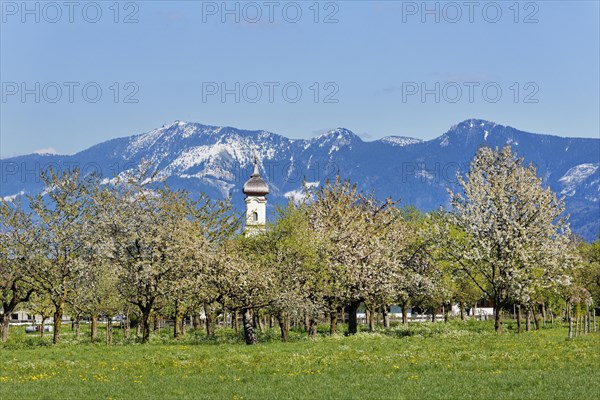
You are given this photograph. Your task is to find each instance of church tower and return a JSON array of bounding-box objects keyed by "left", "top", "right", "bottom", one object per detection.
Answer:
[{"left": 242, "top": 157, "right": 269, "bottom": 236}]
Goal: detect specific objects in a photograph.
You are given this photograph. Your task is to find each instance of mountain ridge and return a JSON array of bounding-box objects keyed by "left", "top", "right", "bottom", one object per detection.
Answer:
[
  {"left": 1, "top": 119, "right": 599, "bottom": 241},
  {"left": 7, "top": 118, "right": 596, "bottom": 159}
]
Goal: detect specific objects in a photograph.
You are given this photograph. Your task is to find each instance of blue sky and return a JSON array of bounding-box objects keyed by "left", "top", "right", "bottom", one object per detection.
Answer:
[{"left": 1, "top": 0, "right": 599, "bottom": 158}]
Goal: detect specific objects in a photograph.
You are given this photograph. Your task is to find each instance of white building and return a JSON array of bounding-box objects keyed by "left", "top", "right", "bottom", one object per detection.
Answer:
[{"left": 242, "top": 157, "right": 269, "bottom": 236}]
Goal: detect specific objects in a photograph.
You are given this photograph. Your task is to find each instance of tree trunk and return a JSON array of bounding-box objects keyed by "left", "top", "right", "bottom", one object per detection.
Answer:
[
  {"left": 193, "top": 313, "right": 202, "bottom": 330},
  {"left": 254, "top": 311, "right": 264, "bottom": 333},
  {"left": 443, "top": 304, "right": 449, "bottom": 323},
  {"left": 568, "top": 316, "right": 573, "bottom": 339},
  {"left": 90, "top": 314, "right": 98, "bottom": 340},
  {"left": 431, "top": 307, "right": 436, "bottom": 323},
  {"left": 329, "top": 307, "right": 338, "bottom": 335},
  {"left": 494, "top": 302, "right": 503, "bottom": 334},
  {"left": 459, "top": 301, "right": 465, "bottom": 321},
  {"left": 401, "top": 300, "right": 408, "bottom": 325},
  {"left": 304, "top": 313, "right": 310, "bottom": 333},
  {"left": 517, "top": 305, "right": 522, "bottom": 334},
  {"left": 0, "top": 313, "right": 10, "bottom": 343},
  {"left": 205, "top": 305, "right": 216, "bottom": 337},
  {"left": 526, "top": 308, "right": 531, "bottom": 332},
  {"left": 347, "top": 300, "right": 361, "bottom": 335},
  {"left": 74, "top": 317, "right": 80, "bottom": 337},
  {"left": 533, "top": 306, "right": 540, "bottom": 330},
  {"left": 124, "top": 311, "right": 130, "bottom": 341},
  {"left": 382, "top": 306, "right": 390, "bottom": 329},
  {"left": 106, "top": 316, "right": 113, "bottom": 345},
  {"left": 153, "top": 314, "right": 160, "bottom": 334},
  {"left": 1, "top": 291, "right": 34, "bottom": 343},
  {"left": 232, "top": 310, "right": 238, "bottom": 333},
  {"left": 53, "top": 302, "right": 64, "bottom": 344},
  {"left": 569, "top": 317, "right": 573, "bottom": 339},
  {"left": 173, "top": 301, "right": 181, "bottom": 339},
  {"left": 40, "top": 316, "right": 47, "bottom": 338},
  {"left": 367, "top": 307, "right": 375, "bottom": 331},
  {"left": 277, "top": 313, "right": 289, "bottom": 342},
  {"left": 136, "top": 319, "right": 141, "bottom": 338},
  {"left": 141, "top": 308, "right": 152, "bottom": 344},
  {"left": 242, "top": 308, "right": 257, "bottom": 345},
  {"left": 308, "top": 317, "right": 318, "bottom": 339},
  {"left": 174, "top": 309, "right": 182, "bottom": 339},
  {"left": 541, "top": 302, "right": 547, "bottom": 326}
]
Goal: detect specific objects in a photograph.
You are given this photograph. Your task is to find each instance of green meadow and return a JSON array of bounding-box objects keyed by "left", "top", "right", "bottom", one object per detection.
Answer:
[{"left": 1, "top": 321, "right": 598, "bottom": 400}]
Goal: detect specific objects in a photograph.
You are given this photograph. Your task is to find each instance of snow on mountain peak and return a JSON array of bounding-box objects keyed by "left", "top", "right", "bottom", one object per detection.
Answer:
[
  {"left": 284, "top": 181, "right": 320, "bottom": 203},
  {"left": 439, "top": 119, "right": 502, "bottom": 146},
  {"left": 127, "top": 127, "right": 167, "bottom": 156},
  {"left": 309, "top": 128, "right": 361, "bottom": 154},
  {"left": 559, "top": 163, "right": 599, "bottom": 196},
  {"left": 439, "top": 134, "right": 450, "bottom": 147},
  {"left": 450, "top": 119, "right": 498, "bottom": 133},
  {"left": 313, "top": 127, "right": 359, "bottom": 141},
  {"left": 380, "top": 136, "right": 422, "bottom": 147}
]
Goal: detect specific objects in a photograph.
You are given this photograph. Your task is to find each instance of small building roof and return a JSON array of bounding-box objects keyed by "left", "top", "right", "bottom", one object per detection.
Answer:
[{"left": 243, "top": 158, "right": 269, "bottom": 196}]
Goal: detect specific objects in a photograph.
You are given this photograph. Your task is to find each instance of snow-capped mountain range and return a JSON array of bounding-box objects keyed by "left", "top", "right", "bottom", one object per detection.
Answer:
[{"left": 1, "top": 119, "right": 599, "bottom": 241}]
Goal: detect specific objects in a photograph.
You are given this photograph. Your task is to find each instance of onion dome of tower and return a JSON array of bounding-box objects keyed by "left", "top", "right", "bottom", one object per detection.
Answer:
[{"left": 243, "top": 158, "right": 269, "bottom": 196}]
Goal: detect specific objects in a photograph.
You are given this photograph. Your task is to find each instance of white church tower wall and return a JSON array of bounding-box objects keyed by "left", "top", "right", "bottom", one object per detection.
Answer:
[{"left": 242, "top": 157, "right": 269, "bottom": 236}]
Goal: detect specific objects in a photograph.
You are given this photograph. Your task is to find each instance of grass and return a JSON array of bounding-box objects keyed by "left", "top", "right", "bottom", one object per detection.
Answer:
[{"left": 0, "top": 320, "right": 598, "bottom": 400}]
